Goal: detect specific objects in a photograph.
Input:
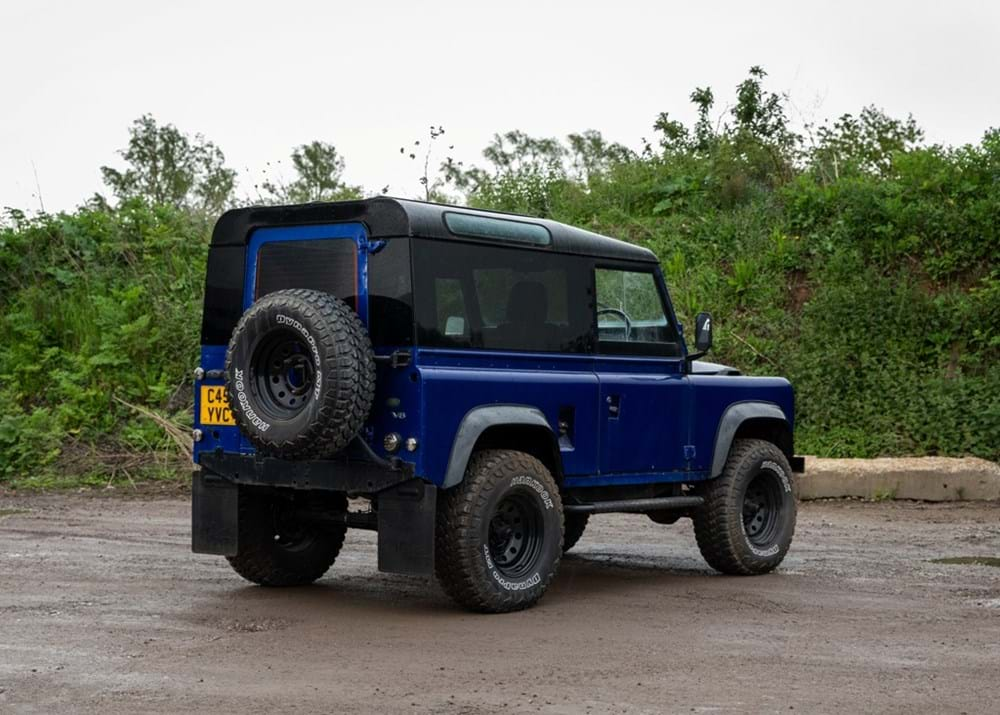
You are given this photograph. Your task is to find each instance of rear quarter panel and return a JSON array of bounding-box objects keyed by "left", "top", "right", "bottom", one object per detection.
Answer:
[{"left": 378, "top": 349, "right": 600, "bottom": 485}]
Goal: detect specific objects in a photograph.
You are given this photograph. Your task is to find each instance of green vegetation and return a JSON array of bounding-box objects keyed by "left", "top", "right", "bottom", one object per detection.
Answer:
[
  {"left": 871, "top": 487, "right": 898, "bottom": 503},
  {"left": 1, "top": 67, "right": 997, "bottom": 487}
]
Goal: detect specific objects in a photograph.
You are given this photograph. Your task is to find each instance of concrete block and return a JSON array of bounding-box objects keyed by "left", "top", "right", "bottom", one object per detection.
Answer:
[{"left": 796, "top": 456, "right": 1000, "bottom": 501}]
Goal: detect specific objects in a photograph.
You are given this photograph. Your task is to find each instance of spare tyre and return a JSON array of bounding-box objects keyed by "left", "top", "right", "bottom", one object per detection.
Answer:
[{"left": 224, "top": 288, "right": 375, "bottom": 458}]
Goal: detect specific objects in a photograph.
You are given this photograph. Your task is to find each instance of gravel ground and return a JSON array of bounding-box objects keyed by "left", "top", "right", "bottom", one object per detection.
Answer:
[{"left": 1, "top": 491, "right": 998, "bottom": 714}]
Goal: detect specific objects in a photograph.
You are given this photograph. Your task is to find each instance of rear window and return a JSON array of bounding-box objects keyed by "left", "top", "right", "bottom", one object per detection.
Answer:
[
  {"left": 255, "top": 239, "right": 358, "bottom": 308},
  {"left": 412, "top": 239, "right": 591, "bottom": 353}
]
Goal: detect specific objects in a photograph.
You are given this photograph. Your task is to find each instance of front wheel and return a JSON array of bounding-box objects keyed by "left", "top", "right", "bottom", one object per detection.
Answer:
[
  {"left": 435, "top": 450, "right": 564, "bottom": 613},
  {"left": 693, "top": 439, "right": 796, "bottom": 575}
]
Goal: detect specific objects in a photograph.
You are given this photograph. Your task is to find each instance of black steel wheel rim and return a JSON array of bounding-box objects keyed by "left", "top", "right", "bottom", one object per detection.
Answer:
[
  {"left": 742, "top": 468, "right": 783, "bottom": 546},
  {"left": 488, "top": 491, "right": 545, "bottom": 578},
  {"left": 270, "top": 500, "right": 314, "bottom": 553},
  {"left": 252, "top": 329, "right": 315, "bottom": 418}
]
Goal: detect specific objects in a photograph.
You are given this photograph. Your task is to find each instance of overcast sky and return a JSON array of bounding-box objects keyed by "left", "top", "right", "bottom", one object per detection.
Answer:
[{"left": 2, "top": 0, "right": 998, "bottom": 213}]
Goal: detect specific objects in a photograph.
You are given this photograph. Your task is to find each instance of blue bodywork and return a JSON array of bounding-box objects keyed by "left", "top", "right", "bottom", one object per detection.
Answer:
[{"left": 194, "top": 222, "right": 796, "bottom": 492}]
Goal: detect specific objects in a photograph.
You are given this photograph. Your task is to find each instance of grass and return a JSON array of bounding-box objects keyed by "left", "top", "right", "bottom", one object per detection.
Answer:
[
  {"left": 871, "top": 487, "right": 898, "bottom": 502},
  {"left": 5, "top": 463, "right": 186, "bottom": 492}
]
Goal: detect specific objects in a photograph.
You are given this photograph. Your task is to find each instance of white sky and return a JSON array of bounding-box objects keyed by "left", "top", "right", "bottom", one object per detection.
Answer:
[{"left": 2, "top": 0, "right": 998, "bottom": 213}]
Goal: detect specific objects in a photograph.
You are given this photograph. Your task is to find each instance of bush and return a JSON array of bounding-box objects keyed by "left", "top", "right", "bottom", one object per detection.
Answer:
[{"left": 0, "top": 201, "right": 209, "bottom": 483}]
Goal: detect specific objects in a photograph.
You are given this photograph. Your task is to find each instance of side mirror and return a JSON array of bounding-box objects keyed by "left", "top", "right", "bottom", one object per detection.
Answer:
[{"left": 694, "top": 312, "right": 713, "bottom": 353}]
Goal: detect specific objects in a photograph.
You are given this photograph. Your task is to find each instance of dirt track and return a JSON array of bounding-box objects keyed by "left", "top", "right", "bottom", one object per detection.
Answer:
[{"left": 1, "top": 491, "right": 998, "bottom": 714}]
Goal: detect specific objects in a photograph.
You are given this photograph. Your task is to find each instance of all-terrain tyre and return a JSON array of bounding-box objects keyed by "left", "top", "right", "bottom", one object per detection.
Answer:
[
  {"left": 226, "top": 488, "right": 347, "bottom": 586},
  {"left": 435, "top": 450, "right": 564, "bottom": 613},
  {"left": 225, "top": 288, "right": 375, "bottom": 458},
  {"left": 563, "top": 512, "right": 589, "bottom": 553},
  {"left": 693, "top": 438, "right": 797, "bottom": 575}
]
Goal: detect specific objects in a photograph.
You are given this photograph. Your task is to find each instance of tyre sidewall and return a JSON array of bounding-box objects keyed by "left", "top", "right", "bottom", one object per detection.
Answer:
[
  {"left": 226, "top": 297, "right": 337, "bottom": 447},
  {"left": 475, "top": 473, "right": 562, "bottom": 603},
  {"left": 731, "top": 449, "right": 796, "bottom": 568}
]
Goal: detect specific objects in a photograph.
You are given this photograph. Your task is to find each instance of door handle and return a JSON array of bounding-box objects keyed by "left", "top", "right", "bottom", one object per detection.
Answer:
[{"left": 606, "top": 394, "right": 621, "bottom": 419}]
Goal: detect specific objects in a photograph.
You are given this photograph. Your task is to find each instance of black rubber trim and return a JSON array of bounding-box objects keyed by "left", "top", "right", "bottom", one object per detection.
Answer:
[
  {"left": 710, "top": 401, "right": 790, "bottom": 477},
  {"left": 199, "top": 451, "right": 415, "bottom": 494}
]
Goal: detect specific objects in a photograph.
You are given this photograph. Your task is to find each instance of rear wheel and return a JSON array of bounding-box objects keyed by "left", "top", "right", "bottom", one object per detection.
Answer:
[
  {"left": 226, "top": 488, "right": 347, "bottom": 586},
  {"left": 435, "top": 450, "right": 563, "bottom": 613},
  {"left": 693, "top": 439, "right": 796, "bottom": 575}
]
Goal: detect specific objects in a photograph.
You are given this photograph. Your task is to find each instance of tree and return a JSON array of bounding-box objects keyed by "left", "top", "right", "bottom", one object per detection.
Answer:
[
  {"left": 101, "top": 114, "right": 236, "bottom": 213},
  {"left": 810, "top": 106, "right": 924, "bottom": 180},
  {"left": 566, "top": 130, "right": 633, "bottom": 182},
  {"left": 260, "top": 141, "right": 362, "bottom": 204}
]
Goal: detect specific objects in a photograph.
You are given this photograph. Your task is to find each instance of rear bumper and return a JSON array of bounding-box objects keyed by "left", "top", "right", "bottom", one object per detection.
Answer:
[{"left": 197, "top": 450, "right": 416, "bottom": 493}]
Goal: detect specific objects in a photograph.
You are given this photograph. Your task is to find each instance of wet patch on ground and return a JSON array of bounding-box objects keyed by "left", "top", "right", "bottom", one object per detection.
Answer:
[{"left": 931, "top": 555, "right": 1000, "bottom": 567}]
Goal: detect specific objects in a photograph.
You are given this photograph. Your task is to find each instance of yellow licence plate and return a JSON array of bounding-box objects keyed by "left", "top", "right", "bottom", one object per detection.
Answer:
[{"left": 200, "top": 385, "right": 236, "bottom": 426}]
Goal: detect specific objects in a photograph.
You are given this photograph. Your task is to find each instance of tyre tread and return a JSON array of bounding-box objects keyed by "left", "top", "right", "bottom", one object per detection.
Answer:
[
  {"left": 693, "top": 438, "right": 796, "bottom": 575},
  {"left": 435, "top": 449, "right": 563, "bottom": 613}
]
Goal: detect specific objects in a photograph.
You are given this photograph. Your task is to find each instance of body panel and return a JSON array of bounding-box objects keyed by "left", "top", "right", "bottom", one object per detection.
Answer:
[
  {"left": 595, "top": 355, "right": 690, "bottom": 475},
  {"left": 410, "top": 348, "right": 600, "bottom": 484},
  {"left": 687, "top": 375, "right": 796, "bottom": 474}
]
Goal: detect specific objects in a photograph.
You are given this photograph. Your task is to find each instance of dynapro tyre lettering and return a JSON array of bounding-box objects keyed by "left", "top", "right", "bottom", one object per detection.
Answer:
[
  {"left": 511, "top": 475, "right": 555, "bottom": 510},
  {"left": 761, "top": 460, "right": 793, "bottom": 493},
  {"left": 483, "top": 545, "right": 542, "bottom": 591},
  {"left": 233, "top": 368, "right": 270, "bottom": 432}
]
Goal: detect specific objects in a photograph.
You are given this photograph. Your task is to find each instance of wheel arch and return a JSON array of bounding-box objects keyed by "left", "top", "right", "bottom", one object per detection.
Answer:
[
  {"left": 442, "top": 405, "right": 562, "bottom": 489},
  {"left": 710, "top": 401, "right": 793, "bottom": 478}
]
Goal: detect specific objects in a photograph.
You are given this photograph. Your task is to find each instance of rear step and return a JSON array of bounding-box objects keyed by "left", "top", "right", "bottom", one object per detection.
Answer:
[{"left": 564, "top": 495, "right": 704, "bottom": 515}]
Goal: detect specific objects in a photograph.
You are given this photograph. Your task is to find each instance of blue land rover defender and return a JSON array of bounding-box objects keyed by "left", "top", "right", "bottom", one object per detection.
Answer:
[{"left": 192, "top": 198, "right": 803, "bottom": 612}]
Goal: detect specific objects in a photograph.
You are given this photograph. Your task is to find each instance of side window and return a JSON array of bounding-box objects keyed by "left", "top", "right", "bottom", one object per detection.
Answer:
[
  {"left": 472, "top": 267, "right": 572, "bottom": 351},
  {"left": 595, "top": 268, "right": 680, "bottom": 356},
  {"left": 368, "top": 238, "right": 414, "bottom": 347},
  {"left": 412, "top": 239, "right": 591, "bottom": 353}
]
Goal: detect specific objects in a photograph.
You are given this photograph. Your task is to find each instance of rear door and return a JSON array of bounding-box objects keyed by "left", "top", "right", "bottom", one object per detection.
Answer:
[
  {"left": 593, "top": 266, "right": 690, "bottom": 478},
  {"left": 243, "top": 222, "right": 369, "bottom": 322},
  {"left": 194, "top": 222, "right": 369, "bottom": 461}
]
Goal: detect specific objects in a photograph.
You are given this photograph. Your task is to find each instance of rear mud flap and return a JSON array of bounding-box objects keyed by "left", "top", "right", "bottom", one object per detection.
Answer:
[
  {"left": 377, "top": 479, "right": 436, "bottom": 576},
  {"left": 192, "top": 471, "right": 239, "bottom": 556}
]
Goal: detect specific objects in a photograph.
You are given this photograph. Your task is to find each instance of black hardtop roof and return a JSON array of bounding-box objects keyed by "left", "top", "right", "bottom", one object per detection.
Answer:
[{"left": 211, "top": 197, "right": 658, "bottom": 264}]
